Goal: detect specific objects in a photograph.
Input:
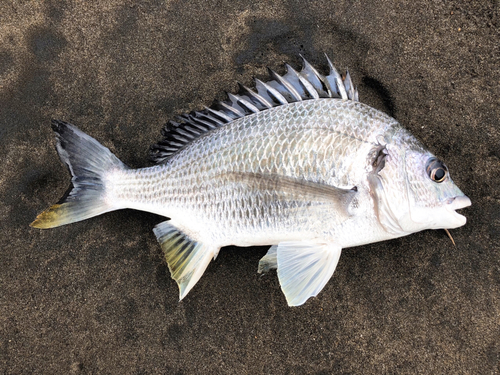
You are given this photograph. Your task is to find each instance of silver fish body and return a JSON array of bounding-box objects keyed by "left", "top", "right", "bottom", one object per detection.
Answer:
[
  {"left": 32, "top": 57, "right": 471, "bottom": 306},
  {"left": 111, "top": 100, "right": 396, "bottom": 247}
]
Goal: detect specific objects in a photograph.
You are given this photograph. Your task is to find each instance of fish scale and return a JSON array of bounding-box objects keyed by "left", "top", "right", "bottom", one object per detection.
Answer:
[{"left": 31, "top": 56, "right": 471, "bottom": 306}]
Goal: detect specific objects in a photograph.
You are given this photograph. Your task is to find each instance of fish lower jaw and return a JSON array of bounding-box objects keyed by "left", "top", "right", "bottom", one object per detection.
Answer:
[
  {"left": 446, "top": 210, "right": 467, "bottom": 228},
  {"left": 442, "top": 195, "right": 471, "bottom": 229}
]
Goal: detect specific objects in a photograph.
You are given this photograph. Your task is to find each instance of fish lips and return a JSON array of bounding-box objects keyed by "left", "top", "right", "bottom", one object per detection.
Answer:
[{"left": 444, "top": 195, "right": 472, "bottom": 228}]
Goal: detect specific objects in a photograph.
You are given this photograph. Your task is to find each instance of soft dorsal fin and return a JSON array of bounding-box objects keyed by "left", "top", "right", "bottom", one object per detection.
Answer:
[{"left": 149, "top": 55, "right": 359, "bottom": 163}]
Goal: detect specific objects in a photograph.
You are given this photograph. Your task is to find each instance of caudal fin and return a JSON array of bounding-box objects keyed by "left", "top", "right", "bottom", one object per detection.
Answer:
[{"left": 31, "top": 120, "right": 127, "bottom": 229}]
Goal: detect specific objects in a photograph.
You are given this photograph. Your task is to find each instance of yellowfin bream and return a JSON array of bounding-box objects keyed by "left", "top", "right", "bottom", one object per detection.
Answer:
[{"left": 31, "top": 56, "right": 471, "bottom": 306}]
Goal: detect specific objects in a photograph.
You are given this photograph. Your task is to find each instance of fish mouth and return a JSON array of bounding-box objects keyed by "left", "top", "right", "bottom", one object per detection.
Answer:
[{"left": 445, "top": 195, "right": 472, "bottom": 227}]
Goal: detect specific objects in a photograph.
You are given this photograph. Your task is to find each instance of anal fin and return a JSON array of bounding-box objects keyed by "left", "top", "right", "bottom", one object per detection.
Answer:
[
  {"left": 276, "top": 241, "right": 342, "bottom": 306},
  {"left": 153, "top": 221, "right": 216, "bottom": 300},
  {"left": 258, "top": 245, "right": 278, "bottom": 274}
]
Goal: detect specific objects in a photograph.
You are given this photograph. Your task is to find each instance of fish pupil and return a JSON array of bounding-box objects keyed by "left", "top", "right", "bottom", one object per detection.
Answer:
[{"left": 434, "top": 168, "right": 445, "bottom": 181}]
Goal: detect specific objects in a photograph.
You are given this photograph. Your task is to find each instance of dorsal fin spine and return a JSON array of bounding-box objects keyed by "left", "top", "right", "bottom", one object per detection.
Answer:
[
  {"left": 283, "top": 64, "right": 321, "bottom": 100},
  {"left": 231, "top": 93, "right": 260, "bottom": 114},
  {"left": 223, "top": 92, "right": 247, "bottom": 116},
  {"left": 186, "top": 113, "right": 215, "bottom": 127},
  {"left": 282, "top": 64, "right": 307, "bottom": 98},
  {"left": 344, "top": 70, "right": 355, "bottom": 100},
  {"left": 217, "top": 100, "right": 244, "bottom": 118},
  {"left": 268, "top": 68, "right": 303, "bottom": 102},
  {"left": 238, "top": 83, "right": 273, "bottom": 109},
  {"left": 324, "top": 54, "right": 347, "bottom": 100},
  {"left": 176, "top": 127, "right": 198, "bottom": 137},
  {"left": 255, "top": 79, "right": 288, "bottom": 105},
  {"left": 228, "top": 92, "right": 258, "bottom": 114},
  {"left": 299, "top": 55, "right": 329, "bottom": 97},
  {"left": 204, "top": 106, "right": 233, "bottom": 122}
]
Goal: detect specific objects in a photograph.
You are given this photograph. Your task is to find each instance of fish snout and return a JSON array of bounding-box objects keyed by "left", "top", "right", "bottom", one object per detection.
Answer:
[{"left": 448, "top": 195, "right": 472, "bottom": 210}]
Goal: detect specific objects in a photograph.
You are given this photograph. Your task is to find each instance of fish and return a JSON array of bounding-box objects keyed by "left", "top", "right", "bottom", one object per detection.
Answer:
[{"left": 31, "top": 55, "right": 471, "bottom": 306}]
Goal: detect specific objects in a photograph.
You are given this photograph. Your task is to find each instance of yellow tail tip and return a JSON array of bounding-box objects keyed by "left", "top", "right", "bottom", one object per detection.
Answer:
[{"left": 30, "top": 204, "right": 66, "bottom": 229}]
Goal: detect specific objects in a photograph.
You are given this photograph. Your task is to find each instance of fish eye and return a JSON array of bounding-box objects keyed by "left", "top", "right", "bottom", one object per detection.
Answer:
[{"left": 426, "top": 158, "right": 448, "bottom": 183}]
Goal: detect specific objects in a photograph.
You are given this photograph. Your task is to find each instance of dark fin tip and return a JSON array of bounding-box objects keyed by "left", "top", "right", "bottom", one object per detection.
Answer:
[
  {"left": 51, "top": 119, "right": 68, "bottom": 132},
  {"left": 56, "top": 184, "right": 75, "bottom": 205}
]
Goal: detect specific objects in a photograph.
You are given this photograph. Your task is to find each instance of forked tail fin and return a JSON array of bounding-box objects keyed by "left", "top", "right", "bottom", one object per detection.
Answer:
[{"left": 31, "top": 120, "right": 127, "bottom": 229}]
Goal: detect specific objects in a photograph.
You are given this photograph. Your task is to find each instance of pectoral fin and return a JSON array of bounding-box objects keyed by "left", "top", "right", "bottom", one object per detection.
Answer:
[
  {"left": 276, "top": 241, "right": 342, "bottom": 306},
  {"left": 227, "top": 172, "right": 356, "bottom": 221},
  {"left": 153, "top": 221, "right": 217, "bottom": 300}
]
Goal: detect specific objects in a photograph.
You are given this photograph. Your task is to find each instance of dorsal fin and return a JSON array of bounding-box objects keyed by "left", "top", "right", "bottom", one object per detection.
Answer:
[{"left": 149, "top": 55, "right": 359, "bottom": 164}]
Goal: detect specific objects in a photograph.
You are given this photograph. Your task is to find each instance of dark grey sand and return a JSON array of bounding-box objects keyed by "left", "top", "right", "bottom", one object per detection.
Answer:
[{"left": 1, "top": 1, "right": 499, "bottom": 373}]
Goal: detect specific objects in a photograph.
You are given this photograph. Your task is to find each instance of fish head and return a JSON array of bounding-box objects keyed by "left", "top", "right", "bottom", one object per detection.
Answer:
[
  {"left": 371, "top": 130, "right": 471, "bottom": 236},
  {"left": 401, "top": 147, "right": 471, "bottom": 231}
]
